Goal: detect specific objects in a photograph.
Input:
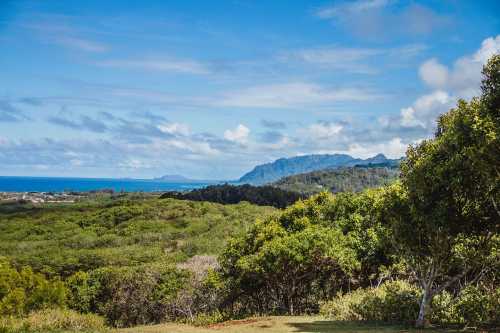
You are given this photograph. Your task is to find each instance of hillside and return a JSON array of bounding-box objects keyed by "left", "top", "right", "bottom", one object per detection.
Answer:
[
  {"left": 238, "top": 153, "right": 400, "bottom": 185},
  {"left": 273, "top": 166, "right": 400, "bottom": 195},
  {"left": 0, "top": 194, "right": 275, "bottom": 277}
]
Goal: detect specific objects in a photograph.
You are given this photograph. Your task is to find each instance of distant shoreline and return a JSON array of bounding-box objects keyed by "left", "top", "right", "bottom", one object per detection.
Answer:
[{"left": 0, "top": 176, "right": 218, "bottom": 194}]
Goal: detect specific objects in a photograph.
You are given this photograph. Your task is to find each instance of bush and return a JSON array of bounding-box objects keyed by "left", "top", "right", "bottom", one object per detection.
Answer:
[
  {"left": 0, "top": 259, "right": 67, "bottom": 317},
  {"left": 321, "top": 281, "right": 500, "bottom": 327},
  {"left": 66, "top": 265, "right": 189, "bottom": 327},
  {"left": 454, "top": 285, "right": 499, "bottom": 326},
  {"left": 191, "top": 310, "right": 226, "bottom": 327},
  {"left": 0, "top": 308, "right": 106, "bottom": 333},
  {"left": 24, "top": 308, "right": 106, "bottom": 332},
  {"left": 320, "top": 280, "right": 420, "bottom": 323}
]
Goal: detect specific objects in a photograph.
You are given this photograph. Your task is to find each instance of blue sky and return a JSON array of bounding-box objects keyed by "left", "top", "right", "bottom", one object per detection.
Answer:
[{"left": 0, "top": 0, "right": 499, "bottom": 179}]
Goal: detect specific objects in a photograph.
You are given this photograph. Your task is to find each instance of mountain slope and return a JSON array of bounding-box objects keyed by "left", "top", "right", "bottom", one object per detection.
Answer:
[
  {"left": 272, "top": 166, "right": 400, "bottom": 195},
  {"left": 238, "top": 153, "right": 399, "bottom": 185}
]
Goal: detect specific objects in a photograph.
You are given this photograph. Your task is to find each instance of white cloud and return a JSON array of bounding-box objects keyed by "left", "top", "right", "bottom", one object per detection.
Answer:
[
  {"left": 158, "top": 122, "right": 191, "bottom": 136},
  {"left": 473, "top": 35, "right": 500, "bottom": 63},
  {"left": 419, "top": 58, "right": 449, "bottom": 89},
  {"left": 160, "top": 139, "right": 219, "bottom": 157},
  {"left": 224, "top": 124, "right": 250, "bottom": 144},
  {"left": 400, "top": 90, "right": 451, "bottom": 128},
  {"left": 399, "top": 35, "right": 500, "bottom": 132},
  {"left": 98, "top": 58, "right": 210, "bottom": 74},
  {"left": 218, "top": 82, "right": 382, "bottom": 108},
  {"left": 419, "top": 35, "right": 500, "bottom": 98},
  {"left": 304, "top": 122, "right": 343, "bottom": 140},
  {"left": 344, "top": 137, "right": 410, "bottom": 159}
]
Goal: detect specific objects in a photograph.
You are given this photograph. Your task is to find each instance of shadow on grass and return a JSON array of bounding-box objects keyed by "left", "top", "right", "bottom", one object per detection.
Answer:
[{"left": 286, "top": 320, "right": 464, "bottom": 333}]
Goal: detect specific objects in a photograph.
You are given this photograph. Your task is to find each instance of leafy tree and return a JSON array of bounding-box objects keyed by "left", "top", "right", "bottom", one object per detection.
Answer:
[
  {"left": 220, "top": 193, "right": 360, "bottom": 315},
  {"left": 161, "top": 184, "right": 304, "bottom": 208},
  {"left": 384, "top": 55, "right": 500, "bottom": 327}
]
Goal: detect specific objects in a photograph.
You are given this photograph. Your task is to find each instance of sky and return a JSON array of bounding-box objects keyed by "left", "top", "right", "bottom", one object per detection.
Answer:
[{"left": 0, "top": 0, "right": 499, "bottom": 180}]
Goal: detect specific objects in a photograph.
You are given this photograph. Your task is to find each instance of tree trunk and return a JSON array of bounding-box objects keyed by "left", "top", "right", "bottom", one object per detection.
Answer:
[{"left": 416, "top": 286, "right": 432, "bottom": 328}]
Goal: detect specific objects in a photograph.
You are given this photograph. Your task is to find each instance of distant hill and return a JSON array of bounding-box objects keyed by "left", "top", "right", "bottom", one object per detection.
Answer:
[
  {"left": 160, "top": 184, "right": 305, "bottom": 209},
  {"left": 154, "top": 174, "right": 218, "bottom": 183},
  {"left": 238, "top": 153, "right": 400, "bottom": 185},
  {"left": 272, "top": 166, "right": 400, "bottom": 195}
]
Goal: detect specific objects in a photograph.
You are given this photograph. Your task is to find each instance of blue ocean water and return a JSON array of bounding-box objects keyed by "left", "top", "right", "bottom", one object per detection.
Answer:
[{"left": 0, "top": 176, "right": 211, "bottom": 193}]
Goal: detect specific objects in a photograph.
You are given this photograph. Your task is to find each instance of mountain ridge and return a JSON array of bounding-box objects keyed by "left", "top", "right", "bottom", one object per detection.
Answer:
[{"left": 238, "top": 153, "right": 401, "bottom": 185}]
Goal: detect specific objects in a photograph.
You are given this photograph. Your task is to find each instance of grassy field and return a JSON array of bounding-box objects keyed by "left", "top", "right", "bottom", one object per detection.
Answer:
[{"left": 117, "top": 316, "right": 465, "bottom": 333}]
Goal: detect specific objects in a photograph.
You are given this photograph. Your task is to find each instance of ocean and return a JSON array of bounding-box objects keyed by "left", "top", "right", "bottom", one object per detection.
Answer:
[{"left": 0, "top": 176, "right": 212, "bottom": 193}]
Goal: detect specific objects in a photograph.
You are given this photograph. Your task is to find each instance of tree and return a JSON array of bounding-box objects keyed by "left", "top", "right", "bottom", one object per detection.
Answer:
[
  {"left": 385, "top": 55, "right": 500, "bottom": 328},
  {"left": 219, "top": 193, "right": 359, "bottom": 315}
]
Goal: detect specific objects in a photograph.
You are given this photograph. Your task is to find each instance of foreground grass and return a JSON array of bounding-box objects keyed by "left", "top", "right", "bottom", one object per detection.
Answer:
[{"left": 117, "top": 316, "right": 469, "bottom": 333}]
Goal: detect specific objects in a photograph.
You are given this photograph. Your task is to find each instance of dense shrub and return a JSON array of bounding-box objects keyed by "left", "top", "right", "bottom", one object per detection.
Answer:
[
  {"left": 0, "top": 308, "right": 106, "bottom": 333},
  {"left": 0, "top": 258, "right": 66, "bottom": 317},
  {"left": 441, "top": 285, "right": 499, "bottom": 326},
  {"left": 220, "top": 193, "right": 360, "bottom": 316},
  {"left": 320, "top": 280, "right": 420, "bottom": 323},
  {"left": 432, "top": 286, "right": 500, "bottom": 326},
  {"left": 24, "top": 308, "right": 106, "bottom": 332},
  {"left": 66, "top": 265, "right": 189, "bottom": 327},
  {"left": 321, "top": 281, "right": 500, "bottom": 327}
]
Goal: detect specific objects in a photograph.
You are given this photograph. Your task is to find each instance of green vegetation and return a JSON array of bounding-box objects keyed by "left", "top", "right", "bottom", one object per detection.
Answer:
[
  {"left": 0, "top": 56, "right": 499, "bottom": 332},
  {"left": 273, "top": 166, "right": 399, "bottom": 195},
  {"left": 320, "top": 281, "right": 499, "bottom": 326},
  {"left": 161, "top": 184, "right": 304, "bottom": 208},
  {"left": 383, "top": 55, "right": 500, "bottom": 327},
  {"left": 219, "top": 189, "right": 392, "bottom": 317},
  {"left": 0, "top": 258, "right": 66, "bottom": 317},
  {"left": 0, "top": 195, "right": 274, "bottom": 277},
  {"left": 1, "top": 308, "right": 106, "bottom": 333}
]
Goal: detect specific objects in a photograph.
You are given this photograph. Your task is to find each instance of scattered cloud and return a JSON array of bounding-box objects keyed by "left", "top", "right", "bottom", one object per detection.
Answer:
[
  {"left": 0, "top": 100, "right": 28, "bottom": 122},
  {"left": 418, "top": 35, "right": 500, "bottom": 98},
  {"left": 224, "top": 124, "right": 250, "bottom": 144},
  {"left": 55, "top": 36, "right": 108, "bottom": 52},
  {"left": 158, "top": 122, "right": 191, "bottom": 136},
  {"left": 315, "top": 1, "right": 451, "bottom": 40},
  {"left": 18, "top": 97, "right": 44, "bottom": 107},
  {"left": 261, "top": 119, "right": 287, "bottom": 130},
  {"left": 283, "top": 44, "right": 427, "bottom": 73},
  {"left": 218, "top": 82, "right": 383, "bottom": 108},
  {"left": 131, "top": 111, "right": 167, "bottom": 123},
  {"left": 25, "top": 20, "right": 109, "bottom": 53},
  {"left": 97, "top": 58, "right": 210, "bottom": 74},
  {"left": 397, "top": 35, "right": 500, "bottom": 133},
  {"left": 343, "top": 137, "right": 410, "bottom": 159},
  {"left": 48, "top": 114, "right": 108, "bottom": 133},
  {"left": 302, "top": 121, "right": 343, "bottom": 140},
  {"left": 316, "top": 0, "right": 393, "bottom": 19},
  {"left": 419, "top": 58, "right": 449, "bottom": 89},
  {"left": 400, "top": 91, "right": 451, "bottom": 129}
]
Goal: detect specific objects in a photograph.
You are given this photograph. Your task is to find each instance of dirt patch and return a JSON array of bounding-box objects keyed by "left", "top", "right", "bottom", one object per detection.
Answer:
[{"left": 206, "top": 318, "right": 269, "bottom": 329}]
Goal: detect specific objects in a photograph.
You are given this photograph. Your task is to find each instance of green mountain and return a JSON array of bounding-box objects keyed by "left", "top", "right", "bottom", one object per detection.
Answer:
[
  {"left": 238, "top": 153, "right": 400, "bottom": 185},
  {"left": 272, "top": 165, "right": 400, "bottom": 195}
]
